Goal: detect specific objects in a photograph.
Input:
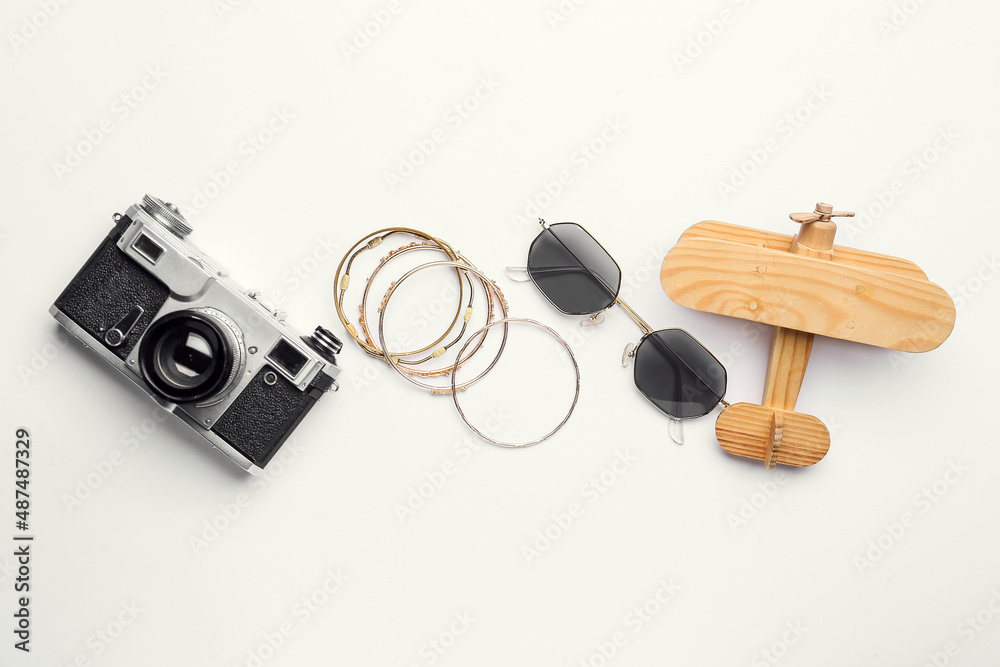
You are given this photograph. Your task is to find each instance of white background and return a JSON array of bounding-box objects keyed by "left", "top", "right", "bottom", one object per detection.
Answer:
[{"left": 2, "top": 1, "right": 999, "bottom": 665}]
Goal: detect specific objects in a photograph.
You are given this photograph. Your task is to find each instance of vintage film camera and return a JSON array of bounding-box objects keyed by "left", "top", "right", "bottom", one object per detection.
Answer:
[{"left": 50, "top": 195, "right": 342, "bottom": 474}]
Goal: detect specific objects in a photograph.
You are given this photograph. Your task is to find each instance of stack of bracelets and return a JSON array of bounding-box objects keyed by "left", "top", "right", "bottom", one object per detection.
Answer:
[{"left": 334, "top": 227, "right": 580, "bottom": 447}]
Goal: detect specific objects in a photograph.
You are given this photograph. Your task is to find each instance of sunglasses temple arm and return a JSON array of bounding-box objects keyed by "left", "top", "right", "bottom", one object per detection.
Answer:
[
  {"left": 615, "top": 296, "right": 654, "bottom": 335},
  {"left": 504, "top": 266, "right": 532, "bottom": 282}
]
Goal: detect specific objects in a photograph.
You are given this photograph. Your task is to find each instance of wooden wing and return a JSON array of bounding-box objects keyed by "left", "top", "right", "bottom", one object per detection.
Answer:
[
  {"left": 675, "top": 221, "right": 930, "bottom": 280},
  {"left": 660, "top": 222, "right": 955, "bottom": 352}
]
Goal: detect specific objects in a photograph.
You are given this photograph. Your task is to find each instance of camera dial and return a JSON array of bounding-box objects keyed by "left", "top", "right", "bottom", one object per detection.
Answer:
[
  {"left": 138, "top": 308, "right": 245, "bottom": 404},
  {"left": 141, "top": 194, "right": 192, "bottom": 239},
  {"left": 303, "top": 326, "right": 343, "bottom": 364}
]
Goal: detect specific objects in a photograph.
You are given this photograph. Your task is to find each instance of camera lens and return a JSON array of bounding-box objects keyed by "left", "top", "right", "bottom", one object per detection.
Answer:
[{"left": 139, "top": 309, "right": 243, "bottom": 403}]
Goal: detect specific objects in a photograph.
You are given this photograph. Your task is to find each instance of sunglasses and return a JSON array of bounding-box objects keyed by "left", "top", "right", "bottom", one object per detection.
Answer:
[{"left": 515, "top": 219, "right": 728, "bottom": 429}]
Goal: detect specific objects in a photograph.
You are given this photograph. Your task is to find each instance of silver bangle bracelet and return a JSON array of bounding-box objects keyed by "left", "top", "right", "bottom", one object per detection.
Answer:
[
  {"left": 451, "top": 317, "right": 581, "bottom": 448},
  {"left": 376, "top": 260, "right": 509, "bottom": 394}
]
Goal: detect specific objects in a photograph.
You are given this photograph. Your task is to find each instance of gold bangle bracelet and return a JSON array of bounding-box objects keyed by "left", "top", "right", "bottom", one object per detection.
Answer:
[{"left": 334, "top": 228, "right": 464, "bottom": 359}]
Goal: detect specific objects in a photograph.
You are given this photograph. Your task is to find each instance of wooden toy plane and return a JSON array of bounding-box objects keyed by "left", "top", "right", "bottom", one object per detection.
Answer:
[{"left": 660, "top": 203, "right": 956, "bottom": 468}]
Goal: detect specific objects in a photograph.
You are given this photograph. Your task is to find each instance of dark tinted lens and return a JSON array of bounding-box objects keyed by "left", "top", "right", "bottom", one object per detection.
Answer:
[
  {"left": 633, "top": 329, "right": 726, "bottom": 419},
  {"left": 527, "top": 223, "right": 621, "bottom": 315},
  {"left": 139, "top": 311, "right": 232, "bottom": 402},
  {"left": 155, "top": 331, "right": 216, "bottom": 388}
]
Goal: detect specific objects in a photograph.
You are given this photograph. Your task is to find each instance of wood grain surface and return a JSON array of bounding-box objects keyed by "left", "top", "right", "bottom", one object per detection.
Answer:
[
  {"left": 716, "top": 403, "right": 830, "bottom": 467},
  {"left": 676, "top": 221, "right": 929, "bottom": 280},
  {"left": 660, "top": 236, "right": 956, "bottom": 352}
]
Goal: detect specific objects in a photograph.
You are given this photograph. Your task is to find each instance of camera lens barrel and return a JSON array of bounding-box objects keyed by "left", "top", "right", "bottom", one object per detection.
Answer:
[{"left": 138, "top": 308, "right": 244, "bottom": 403}]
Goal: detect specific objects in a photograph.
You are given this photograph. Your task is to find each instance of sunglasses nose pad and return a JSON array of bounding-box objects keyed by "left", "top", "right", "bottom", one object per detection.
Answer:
[
  {"left": 668, "top": 418, "right": 685, "bottom": 445},
  {"left": 582, "top": 312, "right": 606, "bottom": 328},
  {"left": 504, "top": 266, "right": 531, "bottom": 282},
  {"left": 621, "top": 341, "right": 635, "bottom": 367}
]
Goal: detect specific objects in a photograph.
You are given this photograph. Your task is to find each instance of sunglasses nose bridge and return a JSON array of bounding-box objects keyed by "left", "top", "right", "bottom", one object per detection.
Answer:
[{"left": 615, "top": 296, "right": 654, "bottom": 335}]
